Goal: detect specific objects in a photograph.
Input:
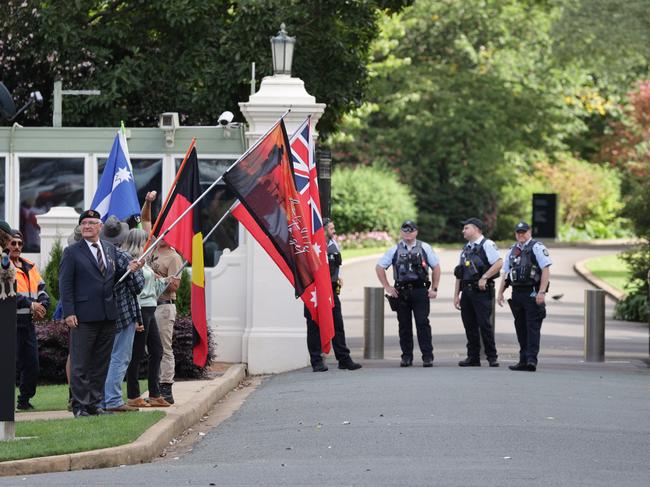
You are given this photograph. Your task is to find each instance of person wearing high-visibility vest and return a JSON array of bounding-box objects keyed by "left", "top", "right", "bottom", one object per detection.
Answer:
[{"left": 9, "top": 229, "right": 50, "bottom": 410}]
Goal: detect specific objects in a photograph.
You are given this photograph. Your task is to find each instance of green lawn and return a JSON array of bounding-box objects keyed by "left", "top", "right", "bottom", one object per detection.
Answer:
[
  {"left": 584, "top": 254, "right": 630, "bottom": 293},
  {"left": 0, "top": 411, "right": 165, "bottom": 462},
  {"left": 16, "top": 380, "right": 148, "bottom": 412},
  {"left": 341, "top": 246, "right": 390, "bottom": 260}
]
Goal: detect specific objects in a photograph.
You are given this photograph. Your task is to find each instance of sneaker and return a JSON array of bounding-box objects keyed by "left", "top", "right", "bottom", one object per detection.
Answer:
[
  {"left": 147, "top": 396, "right": 172, "bottom": 407},
  {"left": 160, "top": 383, "right": 175, "bottom": 405},
  {"left": 488, "top": 358, "right": 500, "bottom": 367},
  {"left": 422, "top": 358, "right": 434, "bottom": 368}
]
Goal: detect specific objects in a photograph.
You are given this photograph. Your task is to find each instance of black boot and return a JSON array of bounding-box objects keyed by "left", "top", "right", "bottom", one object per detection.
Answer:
[
  {"left": 160, "top": 383, "right": 175, "bottom": 404},
  {"left": 338, "top": 357, "right": 362, "bottom": 370}
]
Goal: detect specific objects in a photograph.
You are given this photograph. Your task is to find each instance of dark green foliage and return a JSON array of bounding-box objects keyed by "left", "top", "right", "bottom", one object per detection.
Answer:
[
  {"left": 175, "top": 268, "right": 191, "bottom": 317},
  {"left": 36, "top": 320, "right": 69, "bottom": 384},
  {"left": 614, "top": 245, "right": 650, "bottom": 322},
  {"left": 43, "top": 239, "right": 63, "bottom": 320},
  {"left": 172, "top": 315, "right": 214, "bottom": 379},
  {"left": 331, "top": 165, "right": 416, "bottom": 235},
  {"left": 0, "top": 0, "right": 412, "bottom": 137}
]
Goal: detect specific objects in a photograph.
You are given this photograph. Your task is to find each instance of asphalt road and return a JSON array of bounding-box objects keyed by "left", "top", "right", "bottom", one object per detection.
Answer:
[{"left": 4, "top": 246, "right": 649, "bottom": 486}]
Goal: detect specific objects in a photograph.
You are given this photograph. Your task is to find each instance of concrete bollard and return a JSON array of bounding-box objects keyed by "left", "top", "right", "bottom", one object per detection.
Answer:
[
  {"left": 364, "top": 287, "right": 385, "bottom": 359},
  {"left": 584, "top": 289, "right": 605, "bottom": 362}
]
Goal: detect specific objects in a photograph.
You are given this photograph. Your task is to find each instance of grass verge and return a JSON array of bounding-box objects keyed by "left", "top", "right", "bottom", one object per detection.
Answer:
[
  {"left": 583, "top": 254, "right": 629, "bottom": 293},
  {"left": 0, "top": 411, "right": 165, "bottom": 462},
  {"left": 342, "top": 246, "right": 390, "bottom": 260},
  {"left": 16, "top": 379, "right": 148, "bottom": 412}
]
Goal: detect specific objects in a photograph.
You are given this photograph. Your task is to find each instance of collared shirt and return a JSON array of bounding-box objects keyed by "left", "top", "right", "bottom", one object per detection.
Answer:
[
  {"left": 377, "top": 240, "right": 440, "bottom": 269},
  {"left": 458, "top": 236, "right": 501, "bottom": 266},
  {"left": 85, "top": 238, "right": 107, "bottom": 268},
  {"left": 502, "top": 238, "right": 552, "bottom": 273},
  {"left": 114, "top": 249, "right": 144, "bottom": 329}
]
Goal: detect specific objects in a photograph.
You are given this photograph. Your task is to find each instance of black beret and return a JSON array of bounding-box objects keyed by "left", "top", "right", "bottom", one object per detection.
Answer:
[{"left": 78, "top": 209, "right": 102, "bottom": 224}]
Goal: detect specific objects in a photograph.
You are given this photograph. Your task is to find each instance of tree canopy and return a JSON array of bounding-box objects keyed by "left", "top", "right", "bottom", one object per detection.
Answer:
[{"left": 0, "top": 0, "right": 412, "bottom": 136}]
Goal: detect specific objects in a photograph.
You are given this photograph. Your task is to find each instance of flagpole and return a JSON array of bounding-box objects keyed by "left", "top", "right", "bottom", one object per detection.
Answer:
[
  {"left": 143, "top": 137, "right": 196, "bottom": 252},
  {"left": 118, "top": 110, "right": 291, "bottom": 284}
]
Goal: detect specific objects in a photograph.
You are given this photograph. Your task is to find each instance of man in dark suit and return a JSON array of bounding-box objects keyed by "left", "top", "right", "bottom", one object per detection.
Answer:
[{"left": 59, "top": 210, "right": 142, "bottom": 418}]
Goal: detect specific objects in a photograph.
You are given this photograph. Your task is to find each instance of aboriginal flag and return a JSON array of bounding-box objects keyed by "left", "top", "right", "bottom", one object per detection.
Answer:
[{"left": 152, "top": 147, "right": 208, "bottom": 367}]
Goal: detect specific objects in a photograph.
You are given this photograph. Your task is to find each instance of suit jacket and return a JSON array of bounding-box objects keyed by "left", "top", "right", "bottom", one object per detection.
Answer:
[{"left": 59, "top": 239, "right": 124, "bottom": 323}]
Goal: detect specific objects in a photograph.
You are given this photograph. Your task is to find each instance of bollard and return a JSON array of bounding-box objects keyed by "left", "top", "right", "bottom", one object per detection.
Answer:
[
  {"left": 584, "top": 289, "right": 605, "bottom": 362},
  {"left": 364, "top": 287, "right": 384, "bottom": 359}
]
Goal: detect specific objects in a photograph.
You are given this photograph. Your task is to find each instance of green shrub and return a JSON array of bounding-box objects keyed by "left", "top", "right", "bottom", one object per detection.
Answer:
[
  {"left": 331, "top": 165, "right": 417, "bottom": 235},
  {"left": 614, "top": 244, "right": 650, "bottom": 322},
  {"left": 175, "top": 268, "right": 191, "bottom": 317},
  {"left": 495, "top": 154, "right": 630, "bottom": 241},
  {"left": 43, "top": 239, "right": 63, "bottom": 320}
]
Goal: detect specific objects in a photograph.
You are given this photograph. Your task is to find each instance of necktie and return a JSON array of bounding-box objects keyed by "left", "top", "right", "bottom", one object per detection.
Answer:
[{"left": 92, "top": 243, "right": 106, "bottom": 274}]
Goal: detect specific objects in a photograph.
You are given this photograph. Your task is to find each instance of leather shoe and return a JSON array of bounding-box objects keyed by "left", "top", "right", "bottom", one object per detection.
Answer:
[
  {"left": 107, "top": 404, "right": 139, "bottom": 412},
  {"left": 488, "top": 359, "right": 500, "bottom": 367},
  {"left": 16, "top": 401, "right": 35, "bottom": 411},
  {"left": 127, "top": 397, "right": 152, "bottom": 408},
  {"left": 147, "top": 396, "right": 172, "bottom": 407},
  {"left": 458, "top": 358, "right": 481, "bottom": 367},
  {"left": 88, "top": 407, "right": 113, "bottom": 415},
  {"left": 312, "top": 362, "right": 329, "bottom": 372},
  {"left": 526, "top": 362, "right": 537, "bottom": 372},
  {"left": 338, "top": 359, "right": 362, "bottom": 370},
  {"left": 422, "top": 358, "right": 433, "bottom": 368},
  {"left": 400, "top": 358, "right": 413, "bottom": 367},
  {"left": 508, "top": 362, "right": 528, "bottom": 371},
  {"left": 74, "top": 409, "right": 90, "bottom": 418}
]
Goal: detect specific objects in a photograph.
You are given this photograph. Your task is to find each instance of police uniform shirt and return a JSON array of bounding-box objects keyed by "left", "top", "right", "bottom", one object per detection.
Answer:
[
  {"left": 458, "top": 236, "right": 501, "bottom": 266},
  {"left": 377, "top": 240, "right": 440, "bottom": 270},
  {"left": 502, "top": 239, "right": 552, "bottom": 274},
  {"left": 327, "top": 236, "right": 342, "bottom": 282}
]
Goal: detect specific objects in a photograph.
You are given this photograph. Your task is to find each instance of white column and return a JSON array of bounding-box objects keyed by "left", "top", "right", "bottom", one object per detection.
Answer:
[
  {"left": 36, "top": 206, "right": 79, "bottom": 269},
  {"left": 217, "top": 74, "right": 326, "bottom": 374}
]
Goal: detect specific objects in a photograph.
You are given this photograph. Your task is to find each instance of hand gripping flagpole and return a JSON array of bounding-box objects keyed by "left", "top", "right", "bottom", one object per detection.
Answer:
[{"left": 116, "top": 109, "right": 291, "bottom": 285}]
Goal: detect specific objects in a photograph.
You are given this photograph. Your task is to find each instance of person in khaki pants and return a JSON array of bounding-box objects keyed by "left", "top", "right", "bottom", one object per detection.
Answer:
[{"left": 149, "top": 239, "right": 182, "bottom": 404}]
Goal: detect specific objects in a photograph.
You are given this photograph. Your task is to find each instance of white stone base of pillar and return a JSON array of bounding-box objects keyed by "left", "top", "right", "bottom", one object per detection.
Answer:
[
  {"left": 245, "top": 327, "right": 309, "bottom": 375},
  {"left": 0, "top": 421, "right": 15, "bottom": 441}
]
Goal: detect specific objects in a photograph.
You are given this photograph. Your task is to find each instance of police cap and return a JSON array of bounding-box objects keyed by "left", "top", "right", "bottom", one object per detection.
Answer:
[
  {"left": 462, "top": 217, "right": 483, "bottom": 231},
  {"left": 515, "top": 221, "right": 530, "bottom": 232},
  {"left": 401, "top": 220, "right": 418, "bottom": 232}
]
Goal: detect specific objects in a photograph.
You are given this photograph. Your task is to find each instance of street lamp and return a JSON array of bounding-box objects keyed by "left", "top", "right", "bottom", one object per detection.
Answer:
[{"left": 270, "top": 23, "right": 295, "bottom": 76}]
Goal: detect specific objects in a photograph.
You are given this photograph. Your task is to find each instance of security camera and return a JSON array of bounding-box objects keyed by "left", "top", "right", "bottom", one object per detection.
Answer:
[
  {"left": 159, "top": 112, "right": 179, "bottom": 130},
  {"left": 217, "top": 111, "right": 234, "bottom": 126}
]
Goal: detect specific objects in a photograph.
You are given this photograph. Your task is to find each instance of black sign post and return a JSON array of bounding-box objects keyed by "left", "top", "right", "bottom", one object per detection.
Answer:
[
  {"left": 532, "top": 193, "right": 558, "bottom": 240},
  {"left": 0, "top": 295, "right": 16, "bottom": 440}
]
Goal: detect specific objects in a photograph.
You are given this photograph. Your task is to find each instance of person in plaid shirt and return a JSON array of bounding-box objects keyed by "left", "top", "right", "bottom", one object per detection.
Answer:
[{"left": 102, "top": 223, "right": 145, "bottom": 412}]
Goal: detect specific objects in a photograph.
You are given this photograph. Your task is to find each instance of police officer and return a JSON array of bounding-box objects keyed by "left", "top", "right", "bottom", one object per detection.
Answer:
[
  {"left": 453, "top": 218, "right": 502, "bottom": 367},
  {"left": 306, "top": 218, "right": 362, "bottom": 372},
  {"left": 376, "top": 220, "right": 440, "bottom": 367},
  {"left": 497, "top": 221, "right": 552, "bottom": 372}
]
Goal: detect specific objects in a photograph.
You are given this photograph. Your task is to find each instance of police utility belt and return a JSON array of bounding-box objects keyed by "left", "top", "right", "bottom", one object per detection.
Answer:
[
  {"left": 460, "top": 279, "right": 494, "bottom": 292},
  {"left": 395, "top": 280, "right": 430, "bottom": 290}
]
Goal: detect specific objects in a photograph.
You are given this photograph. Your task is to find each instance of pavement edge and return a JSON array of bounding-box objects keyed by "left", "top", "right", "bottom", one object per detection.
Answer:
[
  {"left": 574, "top": 258, "right": 625, "bottom": 301},
  {"left": 0, "top": 363, "right": 247, "bottom": 477}
]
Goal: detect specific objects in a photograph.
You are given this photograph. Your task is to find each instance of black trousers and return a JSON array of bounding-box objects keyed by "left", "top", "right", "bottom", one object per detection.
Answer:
[
  {"left": 127, "top": 306, "right": 163, "bottom": 399},
  {"left": 16, "top": 323, "right": 39, "bottom": 404},
  {"left": 69, "top": 320, "right": 116, "bottom": 414},
  {"left": 306, "top": 283, "right": 351, "bottom": 365},
  {"left": 395, "top": 286, "right": 433, "bottom": 361},
  {"left": 509, "top": 289, "right": 546, "bottom": 365},
  {"left": 460, "top": 285, "right": 498, "bottom": 361}
]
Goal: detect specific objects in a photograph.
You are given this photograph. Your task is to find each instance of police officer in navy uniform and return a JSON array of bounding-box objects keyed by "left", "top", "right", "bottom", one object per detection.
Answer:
[
  {"left": 306, "top": 218, "right": 362, "bottom": 372},
  {"left": 376, "top": 220, "right": 441, "bottom": 367},
  {"left": 453, "top": 218, "right": 502, "bottom": 367},
  {"left": 497, "top": 221, "right": 552, "bottom": 372}
]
